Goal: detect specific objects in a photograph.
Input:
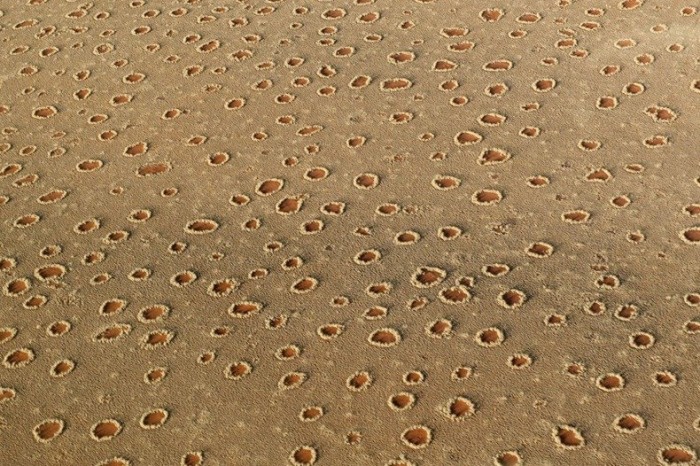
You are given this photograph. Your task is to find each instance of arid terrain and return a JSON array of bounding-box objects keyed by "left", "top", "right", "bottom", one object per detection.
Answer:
[{"left": 1, "top": 0, "right": 699, "bottom": 465}]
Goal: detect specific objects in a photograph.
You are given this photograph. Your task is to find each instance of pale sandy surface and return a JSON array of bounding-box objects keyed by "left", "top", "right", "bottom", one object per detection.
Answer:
[{"left": 1, "top": 1, "right": 699, "bottom": 465}]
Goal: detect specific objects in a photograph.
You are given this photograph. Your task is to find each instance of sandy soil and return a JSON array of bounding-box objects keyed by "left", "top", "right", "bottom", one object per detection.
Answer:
[{"left": 0, "top": 0, "right": 699, "bottom": 465}]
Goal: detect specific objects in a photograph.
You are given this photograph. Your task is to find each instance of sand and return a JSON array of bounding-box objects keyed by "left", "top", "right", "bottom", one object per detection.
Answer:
[{"left": 0, "top": 0, "right": 699, "bottom": 465}]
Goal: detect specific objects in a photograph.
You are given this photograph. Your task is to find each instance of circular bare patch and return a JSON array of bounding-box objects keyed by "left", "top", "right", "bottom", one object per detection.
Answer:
[
  {"left": 657, "top": 444, "right": 696, "bottom": 465},
  {"left": 629, "top": 331, "right": 655, "bottom": 349},
  {"left": 317, "top": 323, "right": 344, "bottom": 340},
  {"left": 209, "top": 276, "right": 238, "bottom": 295},
  {"left": 494, "top": 450, "right": 523, "bottom": 466},
  {"left": 33, "top": 419, "right": 65, "bottom": 443},
  {"left": 290, "top": 276, "right": 318, "bottom": 293},
  {"left": 680, "top": 227, "right": 700, "bottom": 244},
  {"left": 613, "top": 413, "right": 646, "bottom": 434},
  {"left": 497, "top": 289, "right": 527, "bottom": 309},
  {"left": 471, "top": 189, "right": 502, "bottom": 205},
  {"left": 90, "top": 419, "right": 122, "bottom": 441},
  {"left": 141, "top": 329, "right": 175, "bottom": 349},
  {"left": 438, "top": 286, "right": 471, "bottom": 304},
  {"left": 475, "top": 327, "right": 505, "bottom": 347},
  {"left": 3, "top": 347, "right": 35, "bottom": 368},
  {"left": 184, "top": 219, "right": 219, "bottom": 234},
  {"left": 552, "top": 425, "right": 585, "bottom": 450},
  {"left": 289, "top": 445, "right": 318, "bottom": 465},
  {"left": 346, "top": 370, "right": 373, "bottom": 392},
  {"left": 139, "top": 408, "right": 169, "bottom": 429},
  {"left": 439, "top": 396, "right": 476, "bottom": 421},
  {"left": 411, "top": 266, "right": 447, "bottom": 288},
  {"left": 50, "top": 359, "right": 75, "bottom": 377},
  {"left": 354, "top": 249, "right": 381, "bottom": 265},
  {"left": 278, "top": 371, "right": 308, "bottom": 390},
  {"left": 432, "top": 175, "right": 461, "bottom": 190},
  {"left": 224, "top": 361, "right": 252, "bottom": 380},
  {"left": 454, "top": 131, "right": 483, "bottom": 146},
  {"left": 368, "top": 328, "right": 401, "bottom": 347},
  {"left": 653, "top": 370, "right": 678, "bottom": 387},
  {"left": 485, "top": 264, "right": 512, "bottom": 278},
  {"left": 595, "top": 372, "right": 625, "bottom": 392},
  {"left": 401, "top": 425, "right": 432, "bottom": 449},
  {"left": 388, "top": 392, "right": 416, "bottom": 411}
]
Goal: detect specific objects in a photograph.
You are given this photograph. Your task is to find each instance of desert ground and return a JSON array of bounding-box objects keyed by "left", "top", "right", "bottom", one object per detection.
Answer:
[{"left": 1, "top": 0, "right": 699, "bottom": 465}]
